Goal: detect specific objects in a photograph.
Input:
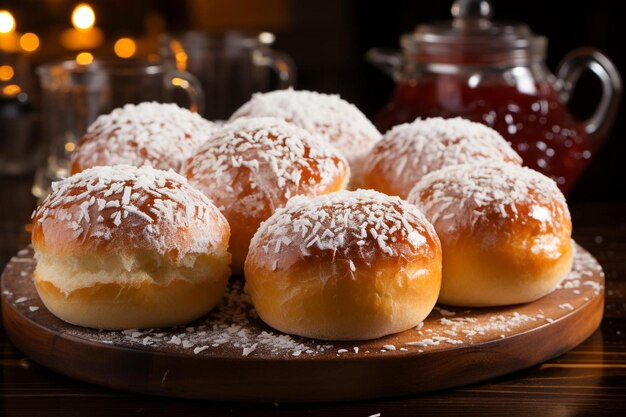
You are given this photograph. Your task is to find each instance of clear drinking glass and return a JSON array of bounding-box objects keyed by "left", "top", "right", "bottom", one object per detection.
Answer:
[
  {"left": 160, "top": 31, "right": 296, "bottom": 120},
  {"left": 0, "top": 51, "right": 40, "bottom": 176},
  {"left": 33, "top": 58, "right": 204, "bottom": 198}
]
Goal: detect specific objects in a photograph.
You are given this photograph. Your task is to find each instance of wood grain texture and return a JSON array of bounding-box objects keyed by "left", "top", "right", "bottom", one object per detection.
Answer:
[{"left": 1, "top": 244, "right": 604, "bottom": 402}]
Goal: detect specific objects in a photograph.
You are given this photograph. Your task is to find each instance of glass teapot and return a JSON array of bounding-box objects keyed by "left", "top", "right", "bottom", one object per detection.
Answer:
[{"left": 366, "top": 0, "right": 622, "bottom": 194}]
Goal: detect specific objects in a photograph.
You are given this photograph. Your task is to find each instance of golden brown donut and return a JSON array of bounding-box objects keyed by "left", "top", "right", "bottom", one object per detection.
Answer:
[
  {"left": 230, "top": 88, "right": 381, "bottom": 184},
  {"left": 362, "top": 117, "right": 522, "bottom": 198},
  {"left": 245, "top": 189, "right": 442, "bottom": 341},
  {"left": 407, "top": 162, "right": 572, "bottom": 307},
  {"left": 183, "top": 117, "right": 350, "bottom": 272},
  {"left": 31, "top": 165, "right": 231, "bottom": 329},
  {"left": 70, "top": 102, "right": 214, "bottom": 175}
]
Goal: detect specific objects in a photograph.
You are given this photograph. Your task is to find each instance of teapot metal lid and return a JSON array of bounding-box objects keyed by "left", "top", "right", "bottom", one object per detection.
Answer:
[{"left": 401, "top": 0, "right": 547, "bottom": 65}]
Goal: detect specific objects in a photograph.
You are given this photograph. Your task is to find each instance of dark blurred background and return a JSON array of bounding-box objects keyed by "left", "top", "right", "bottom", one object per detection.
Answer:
[{"left": 1, "top": 0, "right": 624, "bottom": 201}]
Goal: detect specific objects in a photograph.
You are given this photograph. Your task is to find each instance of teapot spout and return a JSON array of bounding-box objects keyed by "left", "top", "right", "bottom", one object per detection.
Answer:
[{"left": 365, "top": 48, "right": 403, "bottom": 79}]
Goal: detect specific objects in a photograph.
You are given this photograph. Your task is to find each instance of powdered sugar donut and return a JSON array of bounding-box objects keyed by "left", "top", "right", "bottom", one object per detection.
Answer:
[
  {"left": 363, "top": 117, "right": 522, "bottom": 198},
  {"left": 70, "top": 102, "right": 214, "bottom": 174},
  {"left": 32, "top": 165, "right": 231, "bottom": 329},
  {"left": 245, "top": 189, "right": 442, "bottom": 341},
  {"left": 183, "top": 117, "right": 350, "bottom": 271},
  {"left": 407, "top": 162, "right": 572, "bottom": 307},
  {"left": 230, "top": 89, "right": 381, "bottom": 185}
]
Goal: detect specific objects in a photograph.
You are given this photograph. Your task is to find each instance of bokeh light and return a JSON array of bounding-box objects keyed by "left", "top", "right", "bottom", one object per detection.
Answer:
[
  {"left": 0, "top": 10, "right": 16, "bottom": 34},
  {"left": 114, "top": 37, "right": 136, "bottom": 58},
  {"left": 2, "top": 84, "right": 21, "bottom": 96},
  {"left": 0, "top": 65, "right": 14, "bottom": 81},
  {"left": 76, "top": 52, "right": 94, "bottom": 65},
  {"left": 71, "top": 4, "right": 95, "bottom": 30},
  {"left": 19, "top": 33, "right": 39, "bottom": 52}
]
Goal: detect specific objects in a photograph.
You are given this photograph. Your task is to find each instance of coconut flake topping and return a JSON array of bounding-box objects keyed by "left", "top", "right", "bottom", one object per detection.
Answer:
[
  {"left": 185, "top": 117, "right": 349, "bottom": 219},
  {"left": 71, "top": 102, "right": 214, "bottom": 173},
  {"left": 32, "top": 165, "right": 227, "bottom": 259},
  {"left": 408, "top": 162, "right": 569, "bottom": 234},
  {"left": 364, "top": 117, "right": 522, "bottom": 198},
  {"left": 250, "top": 189, "right": 438, "bottom": 269},
  {"left": 230, "top": 89, "right": 381, "bottom": 175}
]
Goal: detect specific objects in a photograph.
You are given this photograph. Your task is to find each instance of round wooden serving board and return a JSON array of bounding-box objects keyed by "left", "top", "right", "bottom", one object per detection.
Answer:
[{"left": 2, "top": 244, "right": 604, "bottom": 402}]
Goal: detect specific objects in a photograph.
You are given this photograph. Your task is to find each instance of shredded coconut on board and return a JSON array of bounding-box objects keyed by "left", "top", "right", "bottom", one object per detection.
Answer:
[
  {"left": 71, "top": 102, "right": 214, "bottom": 173},
  {"left": 70, "top": 279, "right": 333, "bottom": 357},
  {"left": 2, "top": 245, "right": 603, "bottom": 358},
  {"left": 363, "top": 117, "right": 522, "bottom": 198},
  {"left": 230, "top": 89, "right": 381, "bottom": 179}
]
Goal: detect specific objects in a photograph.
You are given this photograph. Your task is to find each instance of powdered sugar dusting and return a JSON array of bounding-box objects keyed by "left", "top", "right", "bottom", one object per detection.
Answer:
[
  {"left": 230, "top": 89, "right": 381, "bottom": 180},
  {"left": 71, "top": 102, "right": 214, "bottom": 173},
  {"left": 249, "top": 189, "right": 439, "bottom": 270},
  {"left": 363, "top": 117, "right": 522, "bottom": 198},
  {"left": 32, "top": 165, "right": 227, "bottom": 260}
]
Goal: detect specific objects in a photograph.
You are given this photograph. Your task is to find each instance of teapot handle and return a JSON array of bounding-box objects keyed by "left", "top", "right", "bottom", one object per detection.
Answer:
[
  {"left": 365, "top": 48, "right": 403, "bottom": 79},
  {"left": 556, "top": 48, "right": 622, "bottom": 143}
]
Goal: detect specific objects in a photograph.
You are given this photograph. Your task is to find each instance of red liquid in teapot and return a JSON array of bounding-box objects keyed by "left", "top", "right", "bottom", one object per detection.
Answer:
[{"left": 376, "top": 78, "right": 592, "bottom": 194}]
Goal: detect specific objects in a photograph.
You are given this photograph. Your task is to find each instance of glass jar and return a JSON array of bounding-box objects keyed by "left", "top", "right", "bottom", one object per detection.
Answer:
[
  {"left": 366, "top": 0, "right": 621, "bottom": 194},
  {"left": 32, "top": 58, "right": 203, "bottom": 198}
]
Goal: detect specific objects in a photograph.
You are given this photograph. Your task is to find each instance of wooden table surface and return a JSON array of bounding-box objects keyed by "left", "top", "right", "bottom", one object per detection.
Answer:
[{"left": 1, "top": 174, "right": 625, "bottom": 416}]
